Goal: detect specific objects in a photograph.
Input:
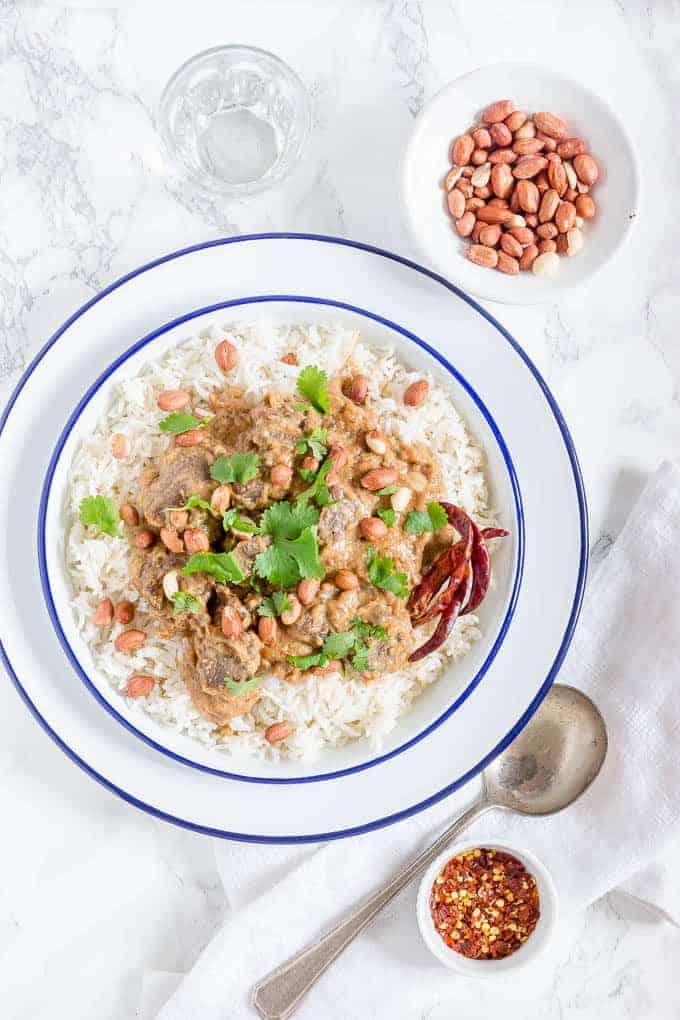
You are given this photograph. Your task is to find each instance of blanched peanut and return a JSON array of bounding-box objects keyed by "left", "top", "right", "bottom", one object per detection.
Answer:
[
  {"left": 125, "top": 674, "right": 155, "bottom": 698},
  {"left": 175, "top": 429, "right": 203, "bottom": 447},
  {"left": 391, "top": 486, "right": 412, "bottom": 512},
  {"left": 359, "top": 517, "right": 388, "bottom": 541},
  {"left": 119, "top": 503, "right": 139, "bottom": 527},
  {"left": 210, "top": 485, "right": 231, "bottom": 513},
  {"left": 347, "top": 374, "right": 369, "bottom": 405},
  {"left": 335, "top": 569, "right": 359, "bottom": 591},
  {"left": 215, "top": 339, "right": 238, "bottom": 374},
  {"left": 133, "top": 529, "right": 155, "bottom": 550},
  {"left": 270, "top": 464, "right": 293, "bottom": 488},
  {"left": 532, "top": 251, "right": 560, "bottom": 277},
  {"left": 406, "top": 470, "right": 428, "bottom": 493},
  {"left": 111, "top": 433, "right": 130, "bottom": 460},
  {"left": 157, "top": 389, "right": 190, "bottom": 412},
  {"left": 93, "top": 599, "right": 114, "bottom": 626},
  {"left": 280, "top": 595, "right": 302, "bottom": 626},
  {"left": 361, "top": 468, "right": 398, "bottom": 491},
  {"left": 404, "top": 380, "right": 429, "bottom": 407},
  {"left": 162, "top": 571, "right": 179, "bottom": 601},
  {"left": 258, "top": 616, "right": 278, "bottom": 645},
  {"left": 365, "top": 430, "right": 387, "bottom": 455},
  {"left": 114, "top": 629, "right": 146, "bottom": 654},
  {"left": 115, "top": 601, "right": 135, "bottom": 625},
  {"left": 184, "top": 528, "right": 210, "bottom": 554},
  {"left": 265, "top": 721, "right": 292, "bottom": 743},
  {"left": 297, "top": 578, "right": 320, "bottom": 605},
  {"left": 221, "top": 606, "right": 243, "bottom": 639},
  {"left": 160, "top": 527, "right": 183, "bottom": 553}
]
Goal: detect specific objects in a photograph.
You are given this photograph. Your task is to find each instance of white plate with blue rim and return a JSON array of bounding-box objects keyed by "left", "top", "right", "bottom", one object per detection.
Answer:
[{"left": 0, "top": 234, "right": 586, "bottom": 842}]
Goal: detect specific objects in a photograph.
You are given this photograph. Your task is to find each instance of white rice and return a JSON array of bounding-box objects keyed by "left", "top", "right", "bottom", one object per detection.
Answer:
[{"left": 65, "top": 320, "right": 496, "bottom": 761}]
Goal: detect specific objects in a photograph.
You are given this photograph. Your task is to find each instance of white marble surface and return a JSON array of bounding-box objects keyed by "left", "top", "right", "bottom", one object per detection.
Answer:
[{"left": 0, "top": 1, "right": 679, "bottom": 1017}]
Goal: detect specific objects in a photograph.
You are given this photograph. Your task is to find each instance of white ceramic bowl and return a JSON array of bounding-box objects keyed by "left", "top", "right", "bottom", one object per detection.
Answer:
[
  {"left": 401, "top": 62, "right": 640, "bottom": 304},
  {"left": 416, "top": 840, "right": 558, "bottom": 975}
]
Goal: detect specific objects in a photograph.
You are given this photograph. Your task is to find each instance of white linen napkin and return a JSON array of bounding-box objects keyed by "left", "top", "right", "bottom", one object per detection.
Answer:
[{"left": 157, "top": 461, "right": 680, "bottom": 1020}]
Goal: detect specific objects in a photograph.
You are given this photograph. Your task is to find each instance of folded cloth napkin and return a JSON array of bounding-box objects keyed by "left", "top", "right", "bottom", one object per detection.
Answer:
[{"left": 158, "top": 461, "right": 680, "bottom": 1020}]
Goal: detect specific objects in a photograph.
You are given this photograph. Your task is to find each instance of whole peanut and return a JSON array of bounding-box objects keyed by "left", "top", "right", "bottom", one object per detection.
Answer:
[
  {"left": 215, "top": 339, "right": 238, "bottom": 374},
  {"left": 500, "top": 233, "right": 523, "bottom": 258},
  {"left": 479, "top": 224, "right": 501, "bottom": 247},
  {"left": 403, "top": 380, "right": 429, "bottom": 407}
]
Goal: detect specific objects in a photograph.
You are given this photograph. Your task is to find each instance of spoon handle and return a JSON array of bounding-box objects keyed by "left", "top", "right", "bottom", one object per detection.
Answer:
[{"left": 251, "top": 798, "right": 491, "bottom": 1020}]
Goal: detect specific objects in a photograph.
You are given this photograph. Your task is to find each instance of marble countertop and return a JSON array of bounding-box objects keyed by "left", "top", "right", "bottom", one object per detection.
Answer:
[{"left": 1, "top": 1, "right": 679, "bottom": 1017}]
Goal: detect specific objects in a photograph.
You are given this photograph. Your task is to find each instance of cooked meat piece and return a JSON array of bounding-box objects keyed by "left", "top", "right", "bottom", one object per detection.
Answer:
[
  {"left": 183, "top": 628, "right": 263, "bottom": 725},
  {"left": 358, "top": 596, "right": 414, "bottom": 672},
  {"left": 232, "top": 535, "right": 271, "bottom": 578},
  {"left": 231, "top": 477, "right": 272, "bottom": 511},
  {"left": 138, "top": 447, "right": 213, "bottom": 528},
  {"left": 286, "top": 602, "right": 331, "bottom": 648},
  {"left": 130, "top": 545, "right": 184, "bottom": 612},
  {"left": 326, "top": 589, "right": 362, "bottom": 633},
  {"left": 249, "top": 398, "right": 305, "bottom": 456}
]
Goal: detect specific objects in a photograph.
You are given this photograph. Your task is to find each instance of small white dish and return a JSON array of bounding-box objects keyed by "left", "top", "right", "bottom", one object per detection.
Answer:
[
  {"left": 417, "top": 840, "right": 558, "bottom": 975},
  {"left": 401, "top": 62, "right": 640, "bottom": 305}
]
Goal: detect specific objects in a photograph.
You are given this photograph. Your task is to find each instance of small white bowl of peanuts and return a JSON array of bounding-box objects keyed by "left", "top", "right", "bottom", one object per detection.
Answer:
[{"left": 401, "top": 62, "right": 639, "bottom": 304}]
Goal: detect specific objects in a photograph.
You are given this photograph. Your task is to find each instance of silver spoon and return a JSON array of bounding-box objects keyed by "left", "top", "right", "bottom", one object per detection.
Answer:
[{"left": 252, "top": 684, "right": 607, "bottom": 1020}]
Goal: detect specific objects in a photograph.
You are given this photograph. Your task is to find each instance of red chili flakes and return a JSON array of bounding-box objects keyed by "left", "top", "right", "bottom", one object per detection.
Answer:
[{"left": 429, "top": 847, "right": 540, "bottom": 960}]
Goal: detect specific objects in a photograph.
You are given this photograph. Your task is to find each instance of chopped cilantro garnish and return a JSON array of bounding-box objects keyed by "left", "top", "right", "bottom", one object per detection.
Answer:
[
  {"left": 210, "top": 453, "right": 260, "bottom": 485},
  {"left": 182, "top": 551, "right": 245, "bottom": 584},
  {"left": 404, "top": 502, "right": 448, "bottom": 535},
  {"left": 223, "top": 675, "right": 265, "bottom": 696},
  {"left": 298, "top": 467, "right": 317, "bottom": 483},
  {"left": 171, "top": 591, "right": 201, "bottom": 616},
  {"left": 366, "top": 546, "right": 409, "bottom": 599},
  {"left": 166, "top": 493, "right": 213, "bottom": 514},
  {"left": 222, "top": 508, "right": 258, "bottom": 534},
  {"left": 296, "top": 456, "right": 333, "bottom": 508},
  {"left": 288, "top": 651, "right": 327, "bottom": 671},
  {"left": 293, "top": 402, "right": 310, "bottom": 413},
  {"left": 297, "top": 365, "right": 330, "bottom": 414},
  {"left": 377, "top": 507, "right": 396, "bottom": 528},
  {"left": 254, "top": 501, "right": 324, "bottom": 588},
  {"left": 159, "top": 412, "right": 211, "bottom": 435},
  {"left": 288, "top": 616, "right": 387, "bottom": 672},
  {"left": 257, "top": 592, "right": 293, "bottom": 618},
  {"left": 322, "top": 631, "right": 357, "bottom": 659},
  {"left": 79, "top": 496, "right": 120, "bottom": 538},
  {"left": 377, "top": 484, "right": 398, "bottom": 496},
  {"left": 295, "top": 427, "right": 328, "bottom": 461}
]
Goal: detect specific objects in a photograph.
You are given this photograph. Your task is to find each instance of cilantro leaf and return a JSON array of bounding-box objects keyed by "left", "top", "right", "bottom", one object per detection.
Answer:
[
  {"left": 296, "top": 457, "right": 333, "bottom": 508},
  {"left": 210, "top": 453, "right": 260, "bottom": 485},
  {"left": 79, "top": 496, "right": 120, "bottom": 538},
  {"left": 298, "top": 467, "right": 317, "bottom": 483},
  {"left": 223, "top": 675, "right": 265, "bottom": 696},
  {"left": 377, "top": 484, "right": 398, "bottom": 496},
  {"left": 377, "top": 507, "right": 396, "bottom": 528},
  {"left": 166, "top": 493, "right": 213, "bottom": 514},
  {"left": 171, "top": 591, "right": 201, "bottom": 616},
  {"left": 222, "top": 508, "right": 258, "bottom": 534},
  {"left": 159, "top": 412, "right": 211, "bottom": 435},
  {"left": 405, "top": 502, "right": 448, "bottom": 535},
  {"left": 297, "top": 365, "right": 330, "bottom": 414},
  {"left": 366, "top": 546, "right": 409, "bottom": 599},
  {"left": 257, "top": 592, "right": 293, "bottom": 618},
  {"left": 288, "top": 651, "right": 327, "bottom": 671},
  {"left": 182, "top": 551, "right": 245, "bottom": 584},
  {"left": 295, "top": 427, "right": 328, "bottom": 461},
  {"left": 290, "top": 616, "right": 388, "bottom": 672},
  {"left": 255, "top": 501, "right": 324, "bottom": 588},
  {"left": 259, "top": 501, "right": 319, "bottom": 540},
  {"left": 321, "top": 631, "right": 356, "bottom": 659}
]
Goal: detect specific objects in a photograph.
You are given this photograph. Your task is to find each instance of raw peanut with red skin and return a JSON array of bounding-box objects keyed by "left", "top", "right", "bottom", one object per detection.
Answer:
[
  {"left": 509, "top": 226, "right": 535, "bottom": 245},
  {"left": 536, "top": 222, "right": 558, "bottom": 240},
  {"left": 490, "top": 163, "right": 513, "bottom": 199},
  {"left": 210, "top": 486, "right": 231, "bottom": 513},
  {"left": 490, "top": 122, "right": 512, "bottom": 147},
  {"left": 555, "top": 201, "right": 577, "bottom": 233},
  {"left": 470, "top": 149, "right": 488, "bottom": 165},
  {"left": 557, "top": 138, "right": 586, "bottom": 159},
  {"left": 114, "top": 629, "right": 146, "bottom": 654},
  {"left": 157, "top": 389, "right": 190, "bottom": 412},
  {"left": 465, "top": 197, "right": 484, "bottom": 213},
  {"left": 556, "top": 233, "right": 569, "bottom": 255},
  {"left": 504, "top": 110, "right": 527, "bottom": 132},
  {"left": 476, "top": 205, "right": 512, "bottom": 225},
  {"left": 512, "top": 137, "right": 545, "bottom": 156},
  {"left": 487, "top": 198, "right": 509, "bottom": 208},
  {"left": 270, "top": 463, "right": 293, "bottom": 488},
  {"left": 479, "top": 224, "right": 501, "bottom": 247},
  {"left": 509, "top": 187, "right": 521, "bottom": 212},
  {"left": 573, "top": 154, "right": 599, "bottom": 185},
  {"left": 133, "top": 529, "right": 155, "bottom": 550},
  {"left": 280, "top": 596, "right": 302, "bottom": 626},
  {"left": 488, "top": 148, "right": 517, "bottom": 165},
  {"left": 455, "top": 211, "right": 476, "bottom": 237},
  {"left": 184, "top": 528, "right": 210, "bottom": 554},
  {"left": 575, "top": 194, "right": 596, "bottom": 219},
  {"left": 535, "top": 171, "right": 549, "bottom": 193},
  {"left": 265, "top": 721, "right": 292, "bottom": 744},
  {"left": 221, "top": 606, "right": 243, "bottom": 639},
  {"left": 447, "top": 189, "right": 465, "bottom": 219},
  {"left": 175, "top": 429, "right": 203, "bottom": 447},
  {"left": 215, "top": 339, "right": 238, "bottom": 374},
  {"left": 548, "top": 159, "right": 567, "bottom": 196},
  {"left": 455, "top": 178, "right": 473, "bottom": 198},
  {"left": 451, "top": 134, "right": 474, "bottom": 166},
  {"left": 301, "top": 455, "right": 319, "bottom": 473},
  {"left": 119, "top": 503, "right": 139, "bottom": 527},
  {"left": 258, "top": 616, "right": 278, "bottom": 645},
  {"left": 297, "top": 578, "right": 320, "bottom": 606},
  {"left": 472, "top": 127, "right": 492, "bottom": 148},
  {"left": 496, "top": 251, "right": 519, "bottom": 275},
  {"left": 513, "top": 155, "right": 548, "bottom": 179},
  {"left": 516, "top": 179, "right": 539, "bottom": 213},
  {"left": 335, "top": 569, "right": 359, "bottom": 591},
  {"left": 361, "top": 467, "right": 399, "bottom": 492},
  {"left": 348, "top": 374, "right": 369, "bottom": 404},
  {"left": 482, "top": 99, "right": 515, "bottom": 123},
  {"left": 536, "top": 132, "right": 557, "bottom": 152},
  {"left": 500, "top": 233, "right": 523, "bottom": 258},
  {"left": 564, "top": 187, "right": 578, "bottom": 203},
  {"left": 281, "top": 352, "right": 298, "bottom": 365},
  {"left": 473, "top": 185, "right": 492, "bottom": 200},
  {"left": 470, "top": 221, "right": 483, "bottom": 242},
  {"left": 160, "top": 527, "right": 184, "bottom": 553},
  {"left": 533, "top": 112, "right": 567, "bottom": 139},
  {"left": 115, "top": 601, "right": 135, "bottom": 625},
  {"left": 539, "top": 188, "right": 560, "bottom": 223},
  {"left": 514, "top": 120, "right": 536, "bottom": 140},
  {"left": 359, "top": 517, "right": 388, "bottom": 541},
  {"left": 467, "top": 244, "right": 498, "bottom": 268},
  {"left": 537, "top": 239, "right": 557, "bottom": 254},
  {"left": 111, "top": 434, "right": 130, "bottom": 460},
  {"left": 525, "top": 213, "right": 538, "bottom": 228},
  {"left": 125, "top": 675, "right": 155, "bottom": 698},
  {"left": 93, "top": 599, "right": 114, "bottom": 626},
  {"left": 519, "top": 244, "right": 539, "bottom": 271},
  {"left": 404, "top": 380, "right": 429, "bottom": 407}
]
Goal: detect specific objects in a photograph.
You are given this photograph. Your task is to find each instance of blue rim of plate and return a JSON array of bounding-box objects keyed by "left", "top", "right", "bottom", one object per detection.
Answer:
[
  {"left": 37, "top": 293, "right": 525, "bottom": 784},
  {"left": 0, "top": 233, "right": 588, "bottom": 842}
]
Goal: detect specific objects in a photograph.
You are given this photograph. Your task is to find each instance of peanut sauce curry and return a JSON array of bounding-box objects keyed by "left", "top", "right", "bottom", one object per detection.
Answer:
[{"left": 83, "top": 347, "right": 506, "bottom": 740}]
